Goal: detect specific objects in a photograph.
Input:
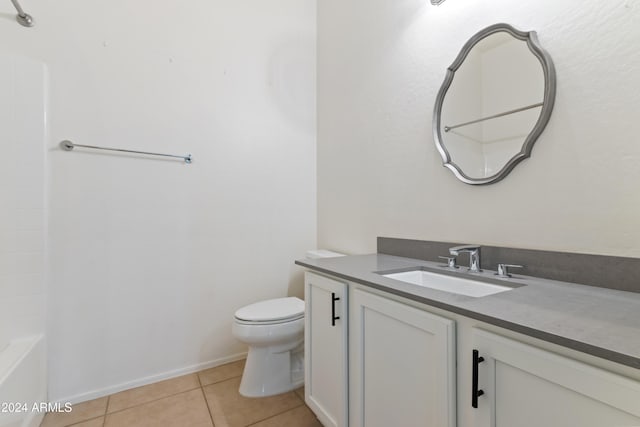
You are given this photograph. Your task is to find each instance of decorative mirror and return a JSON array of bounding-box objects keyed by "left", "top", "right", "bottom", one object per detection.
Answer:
[{"left": 433, "top": 23, "right": 556, "bottom": 185}]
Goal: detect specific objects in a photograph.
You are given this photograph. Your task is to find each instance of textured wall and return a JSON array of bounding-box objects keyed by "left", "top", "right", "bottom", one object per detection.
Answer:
[
  {"left": 0, "top": 0, "right": 316, "bottom": 402},
  {"left": 318, "top": 0, "right": 640, "bottom": 257}
]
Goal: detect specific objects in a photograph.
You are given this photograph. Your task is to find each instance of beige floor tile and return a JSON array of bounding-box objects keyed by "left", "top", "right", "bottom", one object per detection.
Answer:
[
  {"left": 203, "top": 377, "right": 303, "bottom": 427},
  {"left": 294, "top": 387, "right": 305, "bottom": 401},
  {"left": 249, "top": 405, "right": 322, "bottom": 427},
  {"left": 107, "top": 373, "right": 200, "bottom": 413},
  {"left": 198, "top": 360, "right": 246, "bottom": 386},
  {"left": 69, "top": 417, "right": 104, "bottom": 427},
  {"left": 40, "top": 397, "right": 108, "bottom": 427},
  {"left": 104, "top": 389, "right": 212, "bottom": 427}
]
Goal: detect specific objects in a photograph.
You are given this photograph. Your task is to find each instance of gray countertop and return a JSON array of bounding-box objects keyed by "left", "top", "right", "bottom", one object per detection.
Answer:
[{"left": 295, "top": 254, "right": 640, "bottom": 370}]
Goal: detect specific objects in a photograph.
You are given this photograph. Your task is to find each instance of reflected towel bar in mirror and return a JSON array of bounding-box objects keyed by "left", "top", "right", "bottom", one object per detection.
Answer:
[
  {"left": 59, "top": 140, "right": 192, "bottom": 164},
  {"left": 444, "top": 102, "right": 543, "bottom": 132}
]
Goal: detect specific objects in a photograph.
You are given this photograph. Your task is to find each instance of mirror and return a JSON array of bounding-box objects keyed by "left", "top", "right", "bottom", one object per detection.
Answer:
[{"left": 433, "top": 23, "right": 556, "bottom": 185}]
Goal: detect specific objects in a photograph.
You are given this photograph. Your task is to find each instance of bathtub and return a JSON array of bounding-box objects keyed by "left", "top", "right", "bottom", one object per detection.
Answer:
[{"left": 0, "top": 335, "right": 46, "bottom": 427}]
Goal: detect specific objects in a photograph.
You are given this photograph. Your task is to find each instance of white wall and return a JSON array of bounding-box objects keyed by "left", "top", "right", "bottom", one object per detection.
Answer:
[
  {"left": 318, "top": 0, "right": 640, "bottom": 257},
  {"left": 0, "top": 53, "right": 47, "bottom": 351},
  {"left": 1, "top": 0, "right": 316, "bottom": 402}
]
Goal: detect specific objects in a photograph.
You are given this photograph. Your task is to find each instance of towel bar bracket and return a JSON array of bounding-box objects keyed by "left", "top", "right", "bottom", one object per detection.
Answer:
[{"left": 10, "top": 0, "right": 34, "bottom": 27}]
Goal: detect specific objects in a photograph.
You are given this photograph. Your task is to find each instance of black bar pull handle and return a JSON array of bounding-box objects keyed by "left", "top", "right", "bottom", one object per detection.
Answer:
[
  {"left": 472, "top": 349, "right": 485, "bottom": 409},
  {"left": 331, "top": 292, "right": 340, "bottom": 326}
]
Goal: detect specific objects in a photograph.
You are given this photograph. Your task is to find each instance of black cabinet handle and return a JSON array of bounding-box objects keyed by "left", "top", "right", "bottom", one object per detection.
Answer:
[
  {"left": 331, "top": 292, "right": 340, "bottom": 326},
  {"left": 472, "top": 349, "right": 485, "bottom": 408}
]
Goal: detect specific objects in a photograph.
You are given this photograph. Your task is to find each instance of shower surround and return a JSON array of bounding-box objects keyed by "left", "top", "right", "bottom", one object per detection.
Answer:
[{"left": 0, "top": 52, "right": 48, "bottom": 427}]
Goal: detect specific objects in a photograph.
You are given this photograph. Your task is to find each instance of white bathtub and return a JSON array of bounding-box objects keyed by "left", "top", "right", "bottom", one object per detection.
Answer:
[{"left": 0, "top": 335, "right": 46, "bottom": 427}]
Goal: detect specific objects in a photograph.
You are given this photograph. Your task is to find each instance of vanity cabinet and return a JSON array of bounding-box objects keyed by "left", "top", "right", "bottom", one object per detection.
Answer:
[
  {"left": 304, "top": 270, "right": 640, "bottom": 427},
  {"left": 304, "top": 272, "right": 348, "bottom": 427},
  {"left": 349, "top": 289, "right": 456, "bottom": 427},
  {"left": 471, "top": 328, "right": 640, "bottom": 427}
]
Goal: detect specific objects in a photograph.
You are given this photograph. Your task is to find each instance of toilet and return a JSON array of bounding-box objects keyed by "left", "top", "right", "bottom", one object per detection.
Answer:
[{"left": 232, "top": 249, "right": 345, "bottom": 397}]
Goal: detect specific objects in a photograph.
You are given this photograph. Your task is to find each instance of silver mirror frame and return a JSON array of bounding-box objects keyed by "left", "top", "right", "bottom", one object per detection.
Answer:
[{"left": 433, "top": 23, "right": 556, "bottom": 185}]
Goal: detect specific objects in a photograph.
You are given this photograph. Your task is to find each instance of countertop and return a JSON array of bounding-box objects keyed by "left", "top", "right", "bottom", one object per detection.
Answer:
[{"left": 295, "top": 254, "right": 640, "bottom": 370}]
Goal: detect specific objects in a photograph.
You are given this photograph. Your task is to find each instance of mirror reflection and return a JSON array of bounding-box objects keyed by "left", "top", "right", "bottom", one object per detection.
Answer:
[{"left": 434, "top": 24, "right": 555, "bottom": 185}]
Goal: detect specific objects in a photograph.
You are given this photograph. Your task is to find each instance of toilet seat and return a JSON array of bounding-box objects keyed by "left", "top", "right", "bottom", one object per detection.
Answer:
[
  {"left": 234, "top": 297, "right": 304, "bottom": 324},
  {"left": 234, "top": 315, "right": 303, "bottom": 326}
]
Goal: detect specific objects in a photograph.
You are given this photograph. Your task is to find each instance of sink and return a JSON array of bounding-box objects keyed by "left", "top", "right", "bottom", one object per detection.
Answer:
[{"left": 381, "top": 269, "right": 513, "bottom": 297}]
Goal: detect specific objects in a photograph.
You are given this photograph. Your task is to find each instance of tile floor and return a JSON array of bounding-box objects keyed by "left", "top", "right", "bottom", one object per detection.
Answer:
[{"left": 40, "top": 360, "right": 321, "bottom": 427}]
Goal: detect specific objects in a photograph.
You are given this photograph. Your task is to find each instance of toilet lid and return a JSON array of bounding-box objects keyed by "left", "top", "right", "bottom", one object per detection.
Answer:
[{"left": 234, "top": 297, "right": 305, "bottom": 323}]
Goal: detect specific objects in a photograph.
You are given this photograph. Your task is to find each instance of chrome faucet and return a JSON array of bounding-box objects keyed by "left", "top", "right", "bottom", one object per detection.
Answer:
[{"left": 449, "top": 245, "right": 482, "bottom": 273}]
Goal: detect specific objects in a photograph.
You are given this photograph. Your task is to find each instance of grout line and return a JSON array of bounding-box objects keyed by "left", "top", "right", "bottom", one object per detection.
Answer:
[
  {"left": 104, "top": 395, "right": 109, "bottom": 414},
  {"left": 105, "top": 365, "right": 243, "bottom": 416},
  {"left": 55, "top": 355, "right": 246, "bottom": 406},
  {"left": 198, "top": 360, "right": 246, "bottom": 388},
  {"left": 200, "top": 386, "right": 217, "bottom": 427},
  {"left": 103, "top": 395, "right": 109, "bottom": 424},
  {"left": 64, "top": 364, "right": 243, "bottom": 425},
  {"left": 197, "top": 371, "right": 204, "bottom": 388},
  {"left": 58, "top": 396, "right": 111, "bottom": 427},
  {"left": 199, "top": 373, "right": 243, "bottom": 389},
  {"left": 244, "top": 401, "right": 306, "bottom": 427},
  {"left": 104, "top": 385, "right": 202, "bottom": 416},
  {"left": 65, "top": 416, "right": 105, "bottom": 427}
]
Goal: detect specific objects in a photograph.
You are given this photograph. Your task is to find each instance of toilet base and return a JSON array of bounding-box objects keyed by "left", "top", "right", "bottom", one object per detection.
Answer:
[{"left": 239, "top": 342, "right": 304, "bottom": 398}]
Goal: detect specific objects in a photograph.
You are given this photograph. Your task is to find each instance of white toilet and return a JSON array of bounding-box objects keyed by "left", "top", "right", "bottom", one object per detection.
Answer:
[{"left": 232, "top": 249, "right": 344, "bottom": 397}]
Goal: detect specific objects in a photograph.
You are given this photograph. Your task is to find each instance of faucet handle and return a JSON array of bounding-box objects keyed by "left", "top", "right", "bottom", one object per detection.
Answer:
[
  {"left": 496, "top": 263, "right": 523, "bottom": 278},
  {"left": 438, "top": 256, "right": 458, "bottom": 269}
]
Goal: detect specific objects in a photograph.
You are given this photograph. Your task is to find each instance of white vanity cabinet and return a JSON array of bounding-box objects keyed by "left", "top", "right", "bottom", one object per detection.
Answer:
[
  {"left": 471, "top": 328, "right": 640, "bottom": 427},
  {"left": 349, "top": 289, "right": 456, "bottom": 427},
  {"left": 304, "top": 272, "right": 348, "bottom": 427},
  {"left": 304, "top": 269, "right": 640, "bottom": 427}
]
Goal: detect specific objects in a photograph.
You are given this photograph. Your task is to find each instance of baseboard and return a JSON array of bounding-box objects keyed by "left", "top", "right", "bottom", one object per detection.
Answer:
[{"left": 55, "top": 352, "right": 247, "bottom": 405}]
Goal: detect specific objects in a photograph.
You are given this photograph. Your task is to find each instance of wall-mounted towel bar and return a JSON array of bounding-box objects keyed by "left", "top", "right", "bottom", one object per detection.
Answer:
[
  {"left": 60, "top": 140, "right": 192, "bottom": 164},
  {"left": 444, "top": 102, "right": 543, "bottom": 133},
  {"left": 10, "top": 0, "right": 34, "bottom": 27}
]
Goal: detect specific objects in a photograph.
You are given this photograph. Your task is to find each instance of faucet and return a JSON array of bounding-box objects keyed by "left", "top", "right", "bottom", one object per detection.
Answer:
[{"left": 449, "top": 245, "right": 482, "bottom": 273}]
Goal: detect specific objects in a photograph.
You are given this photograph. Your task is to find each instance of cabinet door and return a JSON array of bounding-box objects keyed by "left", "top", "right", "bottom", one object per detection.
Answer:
[
  {"left": 471, "top": 328, "right": 640, "bottom": 427},
  {"left": 350, "top": 289, "right": 456, "bottom": 427},
  {"left": 305, "top": 272, "right": 348, "bottom": 427}
]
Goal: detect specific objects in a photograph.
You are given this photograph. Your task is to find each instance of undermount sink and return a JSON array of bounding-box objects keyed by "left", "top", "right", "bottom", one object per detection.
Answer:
[{"left": 381, "top": 269, "right": 514, "bottom": 297}]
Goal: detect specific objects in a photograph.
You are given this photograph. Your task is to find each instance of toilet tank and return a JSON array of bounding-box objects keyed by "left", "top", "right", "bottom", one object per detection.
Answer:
[{"left": 305, "top": 249, "right": 345, "bottom": 259}]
